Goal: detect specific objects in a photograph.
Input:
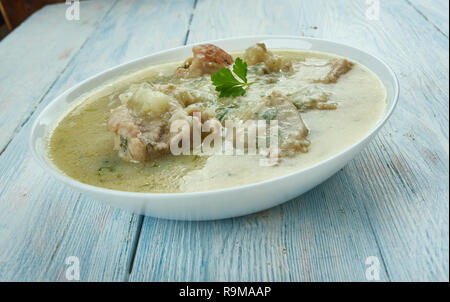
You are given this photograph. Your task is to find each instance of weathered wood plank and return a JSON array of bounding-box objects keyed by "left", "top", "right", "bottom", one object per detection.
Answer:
[
  {"left": 407, "top": 0, "right": 449, "bottom": 36},
  {"left": 0, "top": 0, "right": 114, "bottom": 153},
  {"left": 130, "top": 0, "right": 448, "bottom": 281},
  {"left": 0, "top": 0, "right": 195, "bottom": 281},
  {"left": 336, "top": 0, "right": 449, "bottom": 281}
]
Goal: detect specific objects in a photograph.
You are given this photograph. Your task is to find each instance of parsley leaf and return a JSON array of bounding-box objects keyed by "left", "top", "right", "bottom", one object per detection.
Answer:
[
  {"left": 233, "top": 57, "right": 248, "bottom": 82},
  {"left": 211, "top": 57, "right": 253, "bottom": 98}
]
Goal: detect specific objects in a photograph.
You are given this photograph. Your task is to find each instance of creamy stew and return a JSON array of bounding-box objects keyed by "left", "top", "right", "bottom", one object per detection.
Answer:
[{"left": 49, "top": 43, "right": 386, "bottom": 192}]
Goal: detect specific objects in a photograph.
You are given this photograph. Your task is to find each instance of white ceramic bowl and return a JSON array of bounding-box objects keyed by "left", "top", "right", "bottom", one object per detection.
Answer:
[{"left": 30, "top": 36, "right": 399, "bottom": 221}]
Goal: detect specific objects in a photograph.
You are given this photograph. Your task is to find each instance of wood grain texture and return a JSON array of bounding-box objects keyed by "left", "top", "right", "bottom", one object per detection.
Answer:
[
  {"left": 408, "top": 0, "right": 449, "bottom": 36},
  {"left": 0, "top": 0, "right": 195, "bottom": 281},
  {"left": 129, "top": 0, "right": 449, "bottom": 281},
  {"left": 338, "top": 0, "right": 449, "bottom": 281},
  {"left": 0, "top": 0, "right": 113, "bottom": 153}
]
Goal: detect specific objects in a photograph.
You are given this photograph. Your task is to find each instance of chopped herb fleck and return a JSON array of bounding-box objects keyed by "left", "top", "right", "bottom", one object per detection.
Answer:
[
  {"left": 98, "top": 166, "right": 115, "bottom": 176},
  {"left": 97, "top": 159, "right": 118, "bottom": 176},
  {"left": 260, "top": 108, "right": 278, "bottom": 121},
  {"left": 120, "top": 136, "right": 128, "bottom": 152},
  {"left": 216, "top": 103, "right": 237, "bottom": 122}
]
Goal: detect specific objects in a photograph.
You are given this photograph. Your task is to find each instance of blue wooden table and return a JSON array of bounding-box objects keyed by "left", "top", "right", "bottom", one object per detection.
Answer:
[{"left": 0, "top": 0, "right": 448, "bottom": 282}]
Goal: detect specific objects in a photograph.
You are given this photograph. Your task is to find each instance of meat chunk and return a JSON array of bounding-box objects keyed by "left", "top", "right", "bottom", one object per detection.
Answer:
[
  {"left": 298, "top": 58, "right": 354, "bottom": 84},
  {"left": 108, "top": 105, "right": 148, "bottom": 162},
  {"left": 108, "top": 84, "right": 178, "bottom": 162},
  {"left": 176, "top": 44, "right": 234, "bottom": 78},
  {"left": 262, "top": 91, "right": 310, "bottom": 155},
  {"left": 314, "top": 58, "right": 354, "bottom": 84},
  {"left": 108, "top": 105, "right": 169, "bottom": 162},
  {"left": 289, "top": 85, "right": 336, "bottom": 111},
  {"left": 243, "top": 43, "right": 292, "bottom": 73},
  {"left": 234, "top": 91, "right": 310, "bottom": 156},
  {"left": 184, "top": 104, "right": 216, "bottom": 123},
  {"left": 108, "top": 83, "right": 221, "bottom": 162}
]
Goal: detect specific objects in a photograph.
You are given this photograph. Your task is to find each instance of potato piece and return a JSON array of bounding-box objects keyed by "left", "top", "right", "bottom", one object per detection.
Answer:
[
  {"left": 134, "top": 89, "right": 170, "bottom": 115},
  {"left": 119, "top": 84, "right": 170, "bottom": 116},
  {"left": 243, "top": 43, "right": 292, "bottom": 73},
  {"left": 243, "top": 43, "right": 268, "bottom": 65}
]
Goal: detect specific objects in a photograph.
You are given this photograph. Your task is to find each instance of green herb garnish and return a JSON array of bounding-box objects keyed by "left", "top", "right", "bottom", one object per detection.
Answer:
[
  {"left": 97, "top": 159, "right": 117, "bottom": 176},
  {"left": 119, "top": 136, "right": 128, "bottom": 152},
  {"left": 211, "top": 58, "right": 253, "bottom": 98}
]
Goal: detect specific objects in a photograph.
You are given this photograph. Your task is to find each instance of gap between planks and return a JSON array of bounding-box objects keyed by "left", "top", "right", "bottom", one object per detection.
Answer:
[
  {"left": 183, "top": 0, "right": 198, "bottom": 45},
  {"left": 404, "top": 0, "right": 449, "bottom": 38},
  {"left": 125, "top": 215, "right": 145, "bottom": 279},
  {"left": 361, "top": 202, "right": 392, "bottom": 281}
]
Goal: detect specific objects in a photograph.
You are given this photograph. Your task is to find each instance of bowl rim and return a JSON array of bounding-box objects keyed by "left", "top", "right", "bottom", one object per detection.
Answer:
[{"left": 29, "top": 35, "right": 399, "bottom": 198}]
